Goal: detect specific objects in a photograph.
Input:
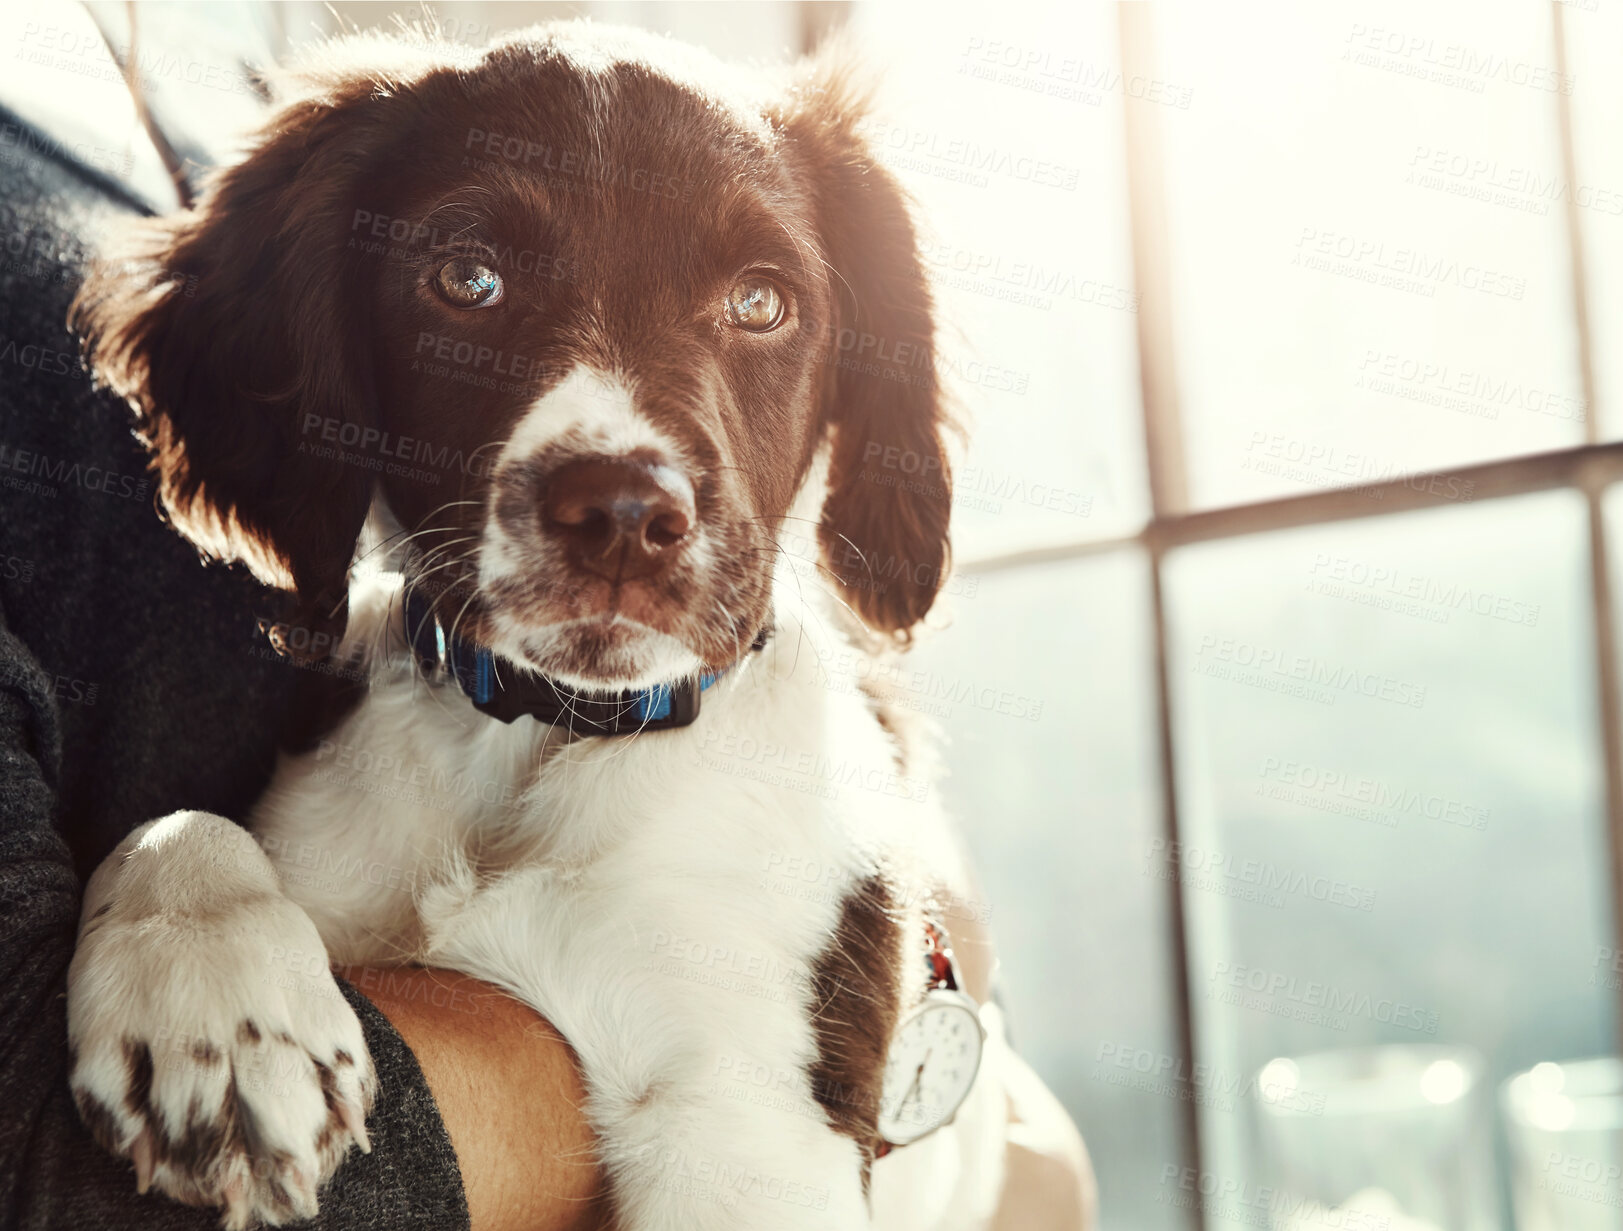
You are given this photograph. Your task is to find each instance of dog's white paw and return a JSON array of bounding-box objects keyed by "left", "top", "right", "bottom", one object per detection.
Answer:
[{"left": 68, "top": 886, "right": 376, "bottom": 1229}]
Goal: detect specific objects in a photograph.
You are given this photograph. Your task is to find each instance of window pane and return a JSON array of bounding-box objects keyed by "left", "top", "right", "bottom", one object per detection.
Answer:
[
  {"left": 1153, "top": 3, "right": 1585, "bottom": 510},
  {"left": 910, "top": 551, "right": 1189, "bottom": 1229},
  {"left": 1164, "top": 491, "right": 1615, "bottom": 1226},
  {"left": 848, "top": 0, "right": 1150, "bottom": 556}
]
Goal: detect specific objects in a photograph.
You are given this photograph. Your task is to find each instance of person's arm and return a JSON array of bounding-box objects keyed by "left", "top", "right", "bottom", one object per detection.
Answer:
[{"left": 357, "top": 969, "right": 605, "bottom": 1231}]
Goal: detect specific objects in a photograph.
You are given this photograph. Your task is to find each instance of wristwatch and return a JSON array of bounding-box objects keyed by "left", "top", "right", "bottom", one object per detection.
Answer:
[{"left": 875, "top": 918, "right": 986, "bottom": 1154}]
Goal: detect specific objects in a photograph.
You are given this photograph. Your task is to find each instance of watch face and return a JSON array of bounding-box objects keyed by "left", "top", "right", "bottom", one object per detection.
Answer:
[{"left": 877, "top": 994, "right": 984, "bottom": 1146}]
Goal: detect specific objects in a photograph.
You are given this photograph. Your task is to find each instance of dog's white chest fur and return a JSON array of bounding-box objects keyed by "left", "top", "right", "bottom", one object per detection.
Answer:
[
  {"left": 258, "top": 577, "right": 909, "bottom": 961},
  {"left": 246, "top": 576, "right": 1002, "bottom": 1229}
]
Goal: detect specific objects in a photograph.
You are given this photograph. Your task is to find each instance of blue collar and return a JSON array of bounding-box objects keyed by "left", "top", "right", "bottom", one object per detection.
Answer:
[{"left": 403, "top": 590, "right": 766, "bottom": 733}]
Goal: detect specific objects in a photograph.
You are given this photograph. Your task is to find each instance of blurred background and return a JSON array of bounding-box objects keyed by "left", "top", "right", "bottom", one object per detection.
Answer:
[{"left": 4, "top": 1, "right": 1621, "bottom": 1227}]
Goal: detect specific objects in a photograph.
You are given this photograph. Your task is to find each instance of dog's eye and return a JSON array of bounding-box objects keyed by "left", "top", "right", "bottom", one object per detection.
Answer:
[
  {"left": 434, "top": 257, "right": 504, "bottom": 309},
  {"left": 725, "top": 275, "right": 785, "bottom": 332}
]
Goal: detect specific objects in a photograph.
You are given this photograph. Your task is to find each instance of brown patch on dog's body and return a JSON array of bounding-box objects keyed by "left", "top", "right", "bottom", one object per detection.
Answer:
[{"left": 807, "top": 875, "right": 902, "bottom": 1194}]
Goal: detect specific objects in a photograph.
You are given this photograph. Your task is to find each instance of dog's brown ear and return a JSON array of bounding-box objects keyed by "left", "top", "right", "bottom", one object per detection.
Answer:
[
  {"left": 780, "top": 60, "right": 954, "bottom": 640},
  {"left": 73, "top": 73, "right": 399, "bottom": 648}
]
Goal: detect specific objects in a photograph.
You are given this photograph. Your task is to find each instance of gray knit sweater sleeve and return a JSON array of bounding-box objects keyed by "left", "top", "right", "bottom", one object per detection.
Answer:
[{"left": 0, "top": 116, "right": 469, "bottom": 1231}]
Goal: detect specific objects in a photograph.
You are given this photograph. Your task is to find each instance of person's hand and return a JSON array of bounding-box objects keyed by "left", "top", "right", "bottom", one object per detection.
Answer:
[{"left": 357, "top": 969, "right": 604, "bottom": 1231}]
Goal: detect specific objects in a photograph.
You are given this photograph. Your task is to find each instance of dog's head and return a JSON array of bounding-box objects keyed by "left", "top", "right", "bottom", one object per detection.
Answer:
[{"left": 75, "top": 23, "right": 952, "bottom": 689}]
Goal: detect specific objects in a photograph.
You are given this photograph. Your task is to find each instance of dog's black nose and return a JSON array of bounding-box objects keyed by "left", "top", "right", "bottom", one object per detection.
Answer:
[{"left": 542, "top": 458, "right": 695, "bottom": 579}]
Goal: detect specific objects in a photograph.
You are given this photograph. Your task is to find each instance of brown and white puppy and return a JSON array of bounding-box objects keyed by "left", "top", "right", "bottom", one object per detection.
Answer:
[{"left": 68, "top": 22, "right": 1007, "bottom": 1230}]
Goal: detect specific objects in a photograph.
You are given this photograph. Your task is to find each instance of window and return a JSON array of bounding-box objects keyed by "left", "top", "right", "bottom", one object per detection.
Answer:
[{"left": 867, "top": 2, "right": 1623, "bottom": 1228}]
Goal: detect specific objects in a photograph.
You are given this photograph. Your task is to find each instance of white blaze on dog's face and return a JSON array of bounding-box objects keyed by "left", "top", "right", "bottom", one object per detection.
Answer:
[
  {"left": 73, "top": 23, "right": 956, "bottom": 687},
  {"left": 476, "top": 366, "right": 720, "bottom": 690}
]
